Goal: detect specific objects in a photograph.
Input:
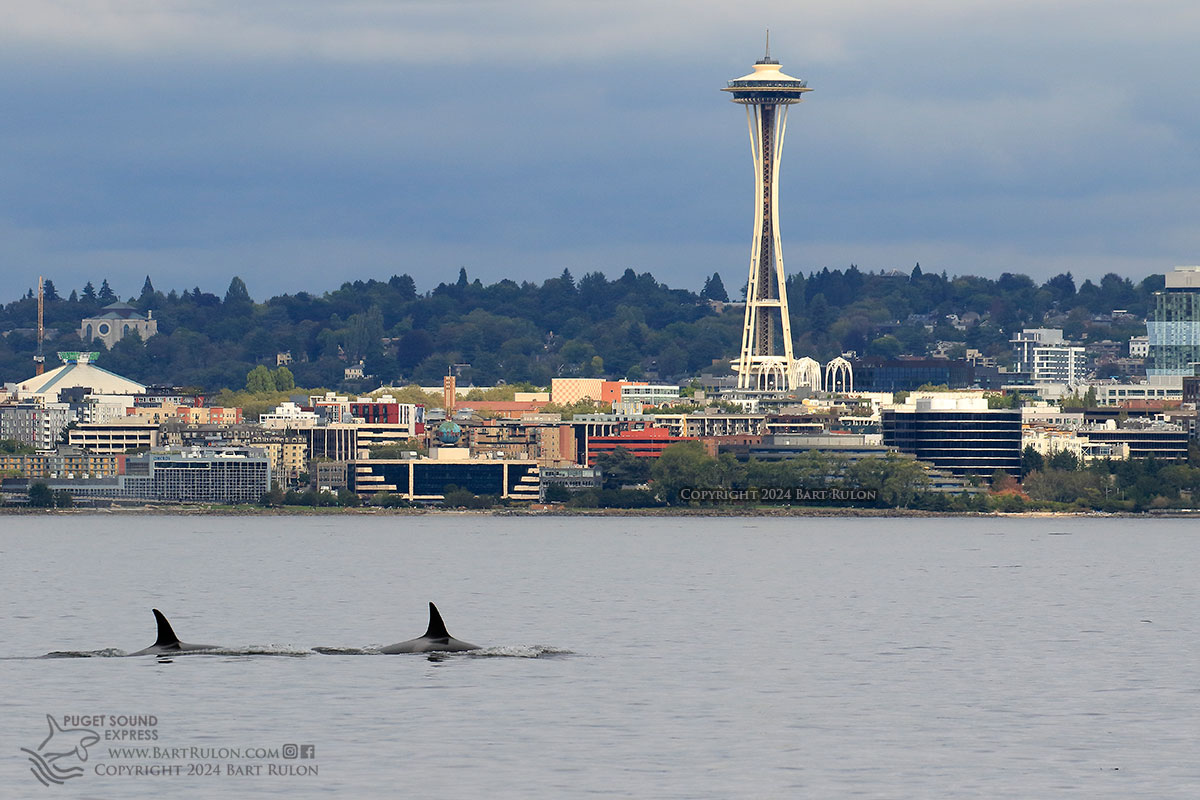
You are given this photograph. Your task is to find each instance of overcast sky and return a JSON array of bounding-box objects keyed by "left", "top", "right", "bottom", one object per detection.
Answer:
[{"left": 2, "top": 1, "right": 1198, "bottom": 303}]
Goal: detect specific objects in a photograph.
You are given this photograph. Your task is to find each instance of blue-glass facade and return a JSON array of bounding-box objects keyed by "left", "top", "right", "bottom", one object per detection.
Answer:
[
  {"left": 854, "top": 360, "right": 975, "bottom": 392},
  {"left": 349, "top": 460, "right": 538, "bottom": 501},
  {"left": 1147, "top": 290, "right": 1200, "bottom": 376}
]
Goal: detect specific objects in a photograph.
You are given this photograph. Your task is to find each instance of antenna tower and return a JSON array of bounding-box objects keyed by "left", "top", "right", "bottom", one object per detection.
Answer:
[{"left": 35, "top": 276, "right": 45, "bottom": 375}]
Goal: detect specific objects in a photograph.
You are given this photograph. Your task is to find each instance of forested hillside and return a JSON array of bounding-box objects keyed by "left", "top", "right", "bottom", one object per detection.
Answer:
[{"left": 0, "top": 265, "right": 1163, "bottom": 392}]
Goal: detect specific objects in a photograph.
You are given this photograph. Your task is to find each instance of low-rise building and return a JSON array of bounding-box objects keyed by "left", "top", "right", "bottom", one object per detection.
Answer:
[
  {"left": 1022, "top": 428, "right": 1128, "bottom": 462},
  {"left": 0, "top": 448, "right": 123, "bottom": 479},
  {"left": 538, "top": 466, "right": 603, "bottom": 499},
  {"left": 1077, "top": 423, "right": 1190, "bottom": 461},
  {"left": 882, "top": 396, "right": 1022, "bottom": 477},
  {"left": 1091, "top": 380, "right": 1183, "bottom": 406},
  {"left": 6, "top": 447, "right": 270, "bottom": 505},
  {"left": 348, "top": 453, "right": 540, "bottom": 503},
  {"left": 586, "top": 427, "right": 700, "bottom": 465},
  {"left": 259, "top": 401, "right": 320, "bottom": 429},
  {"left": 69, "top": 421, "right": 160, "bottom": 453}
]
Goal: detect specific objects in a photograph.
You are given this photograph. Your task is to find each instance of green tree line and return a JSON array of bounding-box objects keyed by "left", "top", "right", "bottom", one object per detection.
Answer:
[{"left": 0, "top": 266, "right": 1163, "bottom": 392}]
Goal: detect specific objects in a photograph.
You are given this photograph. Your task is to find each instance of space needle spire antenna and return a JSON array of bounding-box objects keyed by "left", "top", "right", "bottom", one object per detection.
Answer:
[{"left": 721, "top": 43, "right": 811, "bottom": 391}]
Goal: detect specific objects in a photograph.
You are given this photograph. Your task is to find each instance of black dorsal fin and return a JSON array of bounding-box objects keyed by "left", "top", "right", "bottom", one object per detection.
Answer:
[
  {"left": 424, "top": 602, "right": 450, "bottom": 639},
  {"left": 152, "top": 609, "right": 181, "bottom": 648}
]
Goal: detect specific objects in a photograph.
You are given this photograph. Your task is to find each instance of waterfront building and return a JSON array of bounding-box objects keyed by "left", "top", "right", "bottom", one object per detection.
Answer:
[
  {"left": 721, "top": 433, "right": 889, "bottom": 463},
  {"left": 314, "top": 461, "right": 349, "bottom": 491},
  {"left": 723, "top": 47, "right": 810, "bottom": 391},
  {"left": 348, "top": 453, "right": 539, "bottom": 503},
  {"left": 1076, "top": 423, "right": 1189, "bottom": 461},
  {"left": 538, "top": 466, "right": 603, "bottom": 500},
  {"left": 1021, "top": 428, "right": 1128, "bottom": 462},
  {"left": 1147, "top": 266, "right": 1200, "bottom": 376},
  {"left": 0, "top": 447, "right": 122, "bottom": 479},
  {"left": 305, "top": 425, "right": 360, "bottom": 461},
  {"left": 881, "top": 397, "right": 1022, "bottom": 477},
  {"left": 8, "top": 447, "right": 270, "bottom": 505}
]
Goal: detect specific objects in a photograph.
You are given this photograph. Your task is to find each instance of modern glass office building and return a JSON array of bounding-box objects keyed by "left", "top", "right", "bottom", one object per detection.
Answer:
[
  {"left": 1147, "top": 267, "right": 1200, "bottom": 376},
  {"left": 882, "top": 398, "right": 1022, "bottom": 477},
  {"left": 349, "top": 458, "right": 540, "bottom": 502}
]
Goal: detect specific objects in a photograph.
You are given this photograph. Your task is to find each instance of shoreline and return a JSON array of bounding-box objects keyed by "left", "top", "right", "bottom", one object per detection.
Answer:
[{"left": 3, "top": 505, "right": 1198, "bottom": 519}]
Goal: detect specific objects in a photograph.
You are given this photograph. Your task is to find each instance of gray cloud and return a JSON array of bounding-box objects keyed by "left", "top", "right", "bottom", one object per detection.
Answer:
[{"left": 1, "top": 2, "right": 1198, "bottom": 303}]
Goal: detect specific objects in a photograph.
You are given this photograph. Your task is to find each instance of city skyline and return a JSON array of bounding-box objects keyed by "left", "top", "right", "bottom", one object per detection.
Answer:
[{"left": 2, "top": 3, "right": 1198, "bottom": 302}]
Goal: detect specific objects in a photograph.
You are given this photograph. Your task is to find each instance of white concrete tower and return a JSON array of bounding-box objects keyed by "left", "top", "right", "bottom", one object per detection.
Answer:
[{"left": 722, "top": 41, "right": 811, "bottom": 391}]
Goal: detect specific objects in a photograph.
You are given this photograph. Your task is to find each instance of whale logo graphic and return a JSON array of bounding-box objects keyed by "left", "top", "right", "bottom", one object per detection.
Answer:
[{"left": 20, "top": 715, "right": 100, "bottom": 786}]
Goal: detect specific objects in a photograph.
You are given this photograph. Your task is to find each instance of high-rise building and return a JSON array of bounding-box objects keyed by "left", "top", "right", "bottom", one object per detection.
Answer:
[
  {"left": 1147, "top": 266, "right": 1200, "bottom": 376},
  {"left": 722, "top": 45, "right": 811, "bottom": 391},
  {"left": 1010, "top": 327, "right": 1087, "bottom": 386},
  {"left": 1010, "top": 328, "right": 1065, "bottom": 373}
]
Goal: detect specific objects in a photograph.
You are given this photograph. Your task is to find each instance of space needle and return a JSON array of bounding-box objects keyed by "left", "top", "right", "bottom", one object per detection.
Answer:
[{"left": 722, "top": 38, "right": 811, "bottom": 391}]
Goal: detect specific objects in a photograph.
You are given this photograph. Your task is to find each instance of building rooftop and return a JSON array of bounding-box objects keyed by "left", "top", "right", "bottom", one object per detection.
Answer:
[{"left": 12, "top": 353, "right": 146, "bottom": 402}]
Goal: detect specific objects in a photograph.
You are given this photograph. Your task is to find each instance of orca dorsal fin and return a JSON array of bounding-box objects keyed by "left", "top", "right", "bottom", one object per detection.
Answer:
[
  {"left": 424, "top": 602, "right": 450, "bottom": 639},
  {"left": 152, "top": 609, "right": 181, "bottom": 648}
]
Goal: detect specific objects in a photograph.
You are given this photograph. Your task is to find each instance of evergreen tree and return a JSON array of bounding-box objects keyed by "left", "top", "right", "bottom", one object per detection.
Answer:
[
  {"left": 700, "top": 272, "right": 729, "bottom": 302},
  {"left": 82, "top": 281, "right": 97, "bottom": 301},
  {"left": 224, "top": 276, "right": 252, "bottom": 306},
  {"left": 388, "top": 274, "right": 417, "bottom": 301},
  {"left": 456, "top": 268, "right": 469, "bottom": 289},
  {"left": 140, "top": 276, "right": 156, "bottom": 299},
  {"left": 98, "top": 279, "right": 117, "bottom": 303},
  {"left": 1021, "top": 445, "right": 1044, "bottom": 478},
  {"left": 28, "top": 482, "right": 55, "bottom": 507},
  {"left": 42, "top": 280, "right": 59, "bottom": 302}
]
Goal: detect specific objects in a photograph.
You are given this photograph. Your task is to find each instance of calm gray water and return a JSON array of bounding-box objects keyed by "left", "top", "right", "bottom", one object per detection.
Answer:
[{"left": 1, "top": 514, "right": 1198, "bottom": 798}]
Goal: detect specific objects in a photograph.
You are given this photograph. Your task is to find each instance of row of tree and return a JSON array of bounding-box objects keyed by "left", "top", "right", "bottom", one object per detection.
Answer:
[{"left": 0, "top": 265, "right": 1163, "bottom": 391}]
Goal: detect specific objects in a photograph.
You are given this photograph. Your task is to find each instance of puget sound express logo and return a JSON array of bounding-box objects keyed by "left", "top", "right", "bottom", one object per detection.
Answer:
[{"left": 20, "top": 714, "right": 318, "bottom": 786}]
